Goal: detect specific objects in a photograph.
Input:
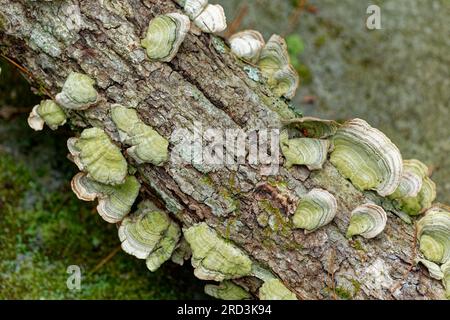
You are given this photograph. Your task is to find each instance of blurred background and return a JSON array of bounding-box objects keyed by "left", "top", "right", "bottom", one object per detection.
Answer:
[{"left": 0, "top": 0, "right": 448, "bottom": 299}]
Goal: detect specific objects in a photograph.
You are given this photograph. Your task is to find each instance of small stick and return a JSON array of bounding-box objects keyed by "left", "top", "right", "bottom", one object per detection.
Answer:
[
  {"left": 224, "top": 5, "right": 249, "bottom": 39},
  {"left": 90, "top": 245, "right": 122, "bottom": 274}
]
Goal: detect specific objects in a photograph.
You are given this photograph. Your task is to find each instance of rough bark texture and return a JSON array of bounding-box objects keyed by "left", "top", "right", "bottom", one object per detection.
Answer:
[{"left": 0, "top": 0, "right": 444, "bottom": 299}]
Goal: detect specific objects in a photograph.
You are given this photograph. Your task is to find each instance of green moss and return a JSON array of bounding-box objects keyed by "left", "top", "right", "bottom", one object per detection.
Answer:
[
  {"left": 350, "top": 279, "right": 361, "bottom": 296},
  {"left": 334, "top": 286, "right": 352, "bottom": 300},
  {"left": 350, "top": 239, "right": 365, "bottom": 251}
]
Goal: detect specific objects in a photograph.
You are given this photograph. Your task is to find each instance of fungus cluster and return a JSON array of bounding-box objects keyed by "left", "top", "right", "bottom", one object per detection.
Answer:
[
  {"left": 21, "top": 0, "right": 449, "bottom": 300},
  {"left": 259, "top": 279, "right": 297, "bottom": 300},
  {"left": 68, "top": 127, "right": 128, "bottom": 186},
  {"left": 119, "top": 201, "right": 181, "bottom": 272},
  {"left": 390, "top": 159, "right": 436, "bottom": 216},
  {"left": 183, "top": 222, "right": 253, "bottom": 281},
  {"left": 204, "top": 281, "right": 251, "bottom": 300},
  {"left": 71, "top": 173, "right": 140, "bottom": 223},
  {"left": 416, "top": 205, "right": 450, "bottom": 298},
  {"left": 111, "top": 105, "right": 169, "bottom": 166},
  {"left": 293, "top": 188, "right": 337, "bottom": 232},
  {"left": 175, "top": 0, "right": 227, "bottom": 33},
  {"left": 28, "top": 99, "right": 67, "bottom": 131}
]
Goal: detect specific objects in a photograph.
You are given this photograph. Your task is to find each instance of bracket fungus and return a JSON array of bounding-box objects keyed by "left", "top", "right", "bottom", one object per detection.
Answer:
[
  {"left": 27, "top": 100, "right": 66, "bottom": 131},
  {"left": 346, "top": 203, "right": 387, "bottom": 239},
  {"left": 111, "top": 105, "right": 169, "bottom": 166},
  {"left": 293, "top": 188, "right": 337, "bottom": 232},
  {"left": 175, "top": 0, "right": 208, "bottom": 20},
  {"left": 330, "top": 118, "right": 403, "bottom": 197},
  {"left": 282, "top": 117, "right": 340, "bottom": 139},
  {"left": 229, "top": 30, "right": 265, "bottom": 63},
  {"left": 417, "top": 205, "right": 450, "bottom": 264},
  {"left": 141, "top": 13, "right": 190, "bottom": 62},
  {"left": 67, "top": 127, "right": 128, "bottom": 185},
  {"left": 118, "top": 201, "right": 181, "bottom": 272},
  {"left": 390, "top": 160, "right": 436, "bottom": 216},
  {"left": 442, "top": 261, "right": 450, "bottom": 299},
  {"left": 259, "top": 279, "right": 297, "bottom": 300},
  {"left": 55, "top": 72, "right": 98, "bottom": 110},
  {"left": 193, "top": 4, "right": 227, "bottom": 34},
  {"left": 258, "top": 35, "right": 299, "bottom": 99},
  {"left": 71, "top": 172, "right": 140, "bottom": 223},
  {"left": 204, "top": 281, "right": 251, "bottom": 300},
  {"left": 183, "top": 222, "right": 252, "bottom": 281},
  {"left": 391, "top": 159, "right": 428, "bottom": 199},
  {"left": 280, "top": 130, "right": 330, "bottom": 170}
]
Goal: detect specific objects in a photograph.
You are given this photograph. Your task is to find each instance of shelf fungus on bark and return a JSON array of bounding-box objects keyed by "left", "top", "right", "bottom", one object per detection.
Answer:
[
  {"left": 258, "top": 35, "right": 299, "bottom": 99},
  {"left": 71, "top": 172, "right": 140, "bottom": 223},
  {"left": 204, "top": 281, "right": 251, "bottom": 300},
  {"left": 229, "top": 30, "right": 265, "bottom": 63},
  {"left": 111, "top": 105, "right": 169, "bottom": 166},
  {"left": 67, "top": 127, "right": 128, "bottom": 185},
  {"left": 293, "top": 188, "right": 337, "bottom": 232},
  {"left": 390, "top": 159, "right": 428, "bottom": 199},
  {"left": 175, "top": 0, "right": 208, "bottom": 19},
  {"left": 280, "top": 130, "right": 330, "bottom": 170},
  {"left": 330, "top": 118, "right": 403, "bottom": 197},
  {"left": 183, "top": 222, "right": 252, "bottom": 281},
  {"left": 55, "top": 72, "right": 98, "bottom": 110},
  {"left": 346, "top": 203, "right": 387, "bottom": 239},
  {"left": 118, "top": 201, "right": 181, "bottom": 272},
  {"left": 193, "top": 4, "right": 227, "bottom": 34},
  {"left": 417, "top": 205, "right": 450, "bottom": 264},
  {"left": 28, "top": 100, "right": 67, "bottom": 131},
  {"left": 416, "top": 258, "right": 444, "bottom": 280},
  {"left": 390, "top": 160, "right": 436, "bottom": 216},
  {"left": 141, "top": 13, "right": 190, "bottom": 62},
  {"left": 442, "top": 261, "right": 450, "bottom": 299},
  {"left": 282, "top": 117, "right": 340, "bottom": 139},
  {"left": 259, "top": 279, "right": 297, "bottom": 300}
]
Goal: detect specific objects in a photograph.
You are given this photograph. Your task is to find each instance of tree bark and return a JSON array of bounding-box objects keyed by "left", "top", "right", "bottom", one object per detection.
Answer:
[{"left": 0, "top": 0, "right": 444, "bottom": 299}]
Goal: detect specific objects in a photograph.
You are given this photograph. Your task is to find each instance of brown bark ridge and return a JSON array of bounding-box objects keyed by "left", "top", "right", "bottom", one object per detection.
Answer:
[{"left": 0, "top": 0, "right": 444, "bottom": 299}]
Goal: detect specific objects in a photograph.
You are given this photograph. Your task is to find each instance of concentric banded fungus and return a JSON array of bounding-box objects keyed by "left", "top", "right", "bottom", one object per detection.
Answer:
[
  {"left": 280, "top": 130, "right": 330, "bottom": 170},
  {"left": 391, "top": 159, "right": 429, "bottom": 199},
  {"left": 282, "top": 117, "right": 340, "bottom": 139},
  {"left": 394, "top": 177, "right": 436, "bottom": 216},
  {"left": 175, "top": 0, "right": 208, "bottom": 19},
  {"left": 71, "top": 172, "right": 140, "bottom": 223},
  {"left": 171, "top": 237, "right": 192, "bottom": 265},
  {"left": 141, "top": 13, "right": 190, "bottom": 62},
  {"left": 346, "top": 203, "right": 387, "bottom": 239},
  {"left": 204, "top": 281, "right": 251, "bottom": 300},
  {"left": 230, "top": 30, "right": 265, "bottom": 63},
  {"left": 258, "top": 35, "right": 299, "bottom": 99},
  {"left": 111, "top": 105, "right": 169, "bottom": 166},
  {"left": 193, "top": 4, "right": 227, "bottom": 34},
  {"left": 28, "top": 100, "right": 67, "bottom": 131},
  {"left": 27, "top": 105, "right": 45, "bottom": 131},
  {"left": 416, "top": 259, "right": 444, "bottom": 280},
  {"left": 118, "top": 201, "right": 181, "bottom": 271},
  {"left": 293, "top": 188, "right": 337, "bottom": 232},
  {"left": 271, "top": 65, "right": 299, "bottom": 99},
  {"left": 259, "top": 279, "right": 297, "bottom": 300},
  {"left": 55, "top": 72, "right": 98, "bottom": 110},
  {"left": 183, "top": 222, "right": 252, "bottom": 281},
  {"left": 330, "top": 118, "right": 403, "bottom": 197},
  {"left": 417, "top": 205, "right": 450, "bottom": 264},
  {"left": 68, "top": 127, "right": 128, "bottom": 185}
]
